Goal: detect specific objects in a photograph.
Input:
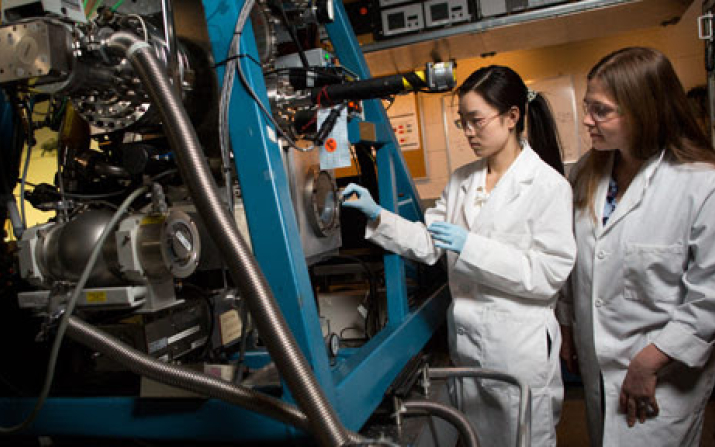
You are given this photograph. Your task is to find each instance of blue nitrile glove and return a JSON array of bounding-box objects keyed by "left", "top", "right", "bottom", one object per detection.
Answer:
[
  {"left": 341, "top": 183, "right": 381, "bottom": 221},
  {"left": 428, "top": 221, "right": 468, "bottom": 253}
]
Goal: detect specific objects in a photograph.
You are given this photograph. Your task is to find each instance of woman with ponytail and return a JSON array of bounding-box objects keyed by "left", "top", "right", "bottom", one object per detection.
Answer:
[{"left": 342, "top": 65, "right": 576, "bottom": 446}]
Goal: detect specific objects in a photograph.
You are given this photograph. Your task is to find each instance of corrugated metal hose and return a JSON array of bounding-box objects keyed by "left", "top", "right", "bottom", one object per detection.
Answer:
[{"left": 104, "top": 31, "right": 353, "bottom": 446}]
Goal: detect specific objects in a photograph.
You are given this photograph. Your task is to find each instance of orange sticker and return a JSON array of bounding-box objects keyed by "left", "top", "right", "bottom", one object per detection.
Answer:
[{"left": 325, "top": 138, "right": 337, "bottom": 153}]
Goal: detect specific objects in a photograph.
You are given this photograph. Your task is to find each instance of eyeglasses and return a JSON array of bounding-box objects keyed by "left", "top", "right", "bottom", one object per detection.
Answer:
[
  {"left": 455, "top": 113, "right": 502, "bottom": 132},
  {"left": 583, "top": 102, "right": 621, "bottom": 122}
]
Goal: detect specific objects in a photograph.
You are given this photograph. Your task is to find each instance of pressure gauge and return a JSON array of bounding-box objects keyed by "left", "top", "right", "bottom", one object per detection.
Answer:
[{"left": 327, "top": 332, "right": 340, "bottom": 358}]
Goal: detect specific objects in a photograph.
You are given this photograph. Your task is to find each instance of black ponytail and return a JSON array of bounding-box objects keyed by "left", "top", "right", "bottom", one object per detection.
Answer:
[
  {"left": 527, "top": 93, "right": 564, "bottom": 175},
  {"left": 458, "top": 66, "right": 565, "bottom": 175}
]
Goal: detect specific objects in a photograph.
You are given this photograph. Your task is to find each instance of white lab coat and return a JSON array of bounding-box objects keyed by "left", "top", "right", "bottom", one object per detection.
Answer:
[
  {"left": 366, "top": 143, "right": 576, "bottom": 446},
  {"left": 558, "top": 150, "right": 715, "bottom": 446}
]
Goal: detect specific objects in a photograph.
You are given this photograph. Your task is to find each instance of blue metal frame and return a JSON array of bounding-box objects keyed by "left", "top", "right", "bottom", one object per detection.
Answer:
[
  {"left": 204, "top": 0, "right": 335, "bottom": 393},
  {"left": 0, "top": 0, "right": 449, "bottom": 441},
  {"left": 203, "top": 0, "right": 449, "bottom": 432}
]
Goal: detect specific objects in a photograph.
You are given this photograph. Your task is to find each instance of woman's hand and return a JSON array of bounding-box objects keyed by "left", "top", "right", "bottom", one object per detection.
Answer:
[
  {"left": 559, "top": 324, "right": 579, "bottom": 374},
  {"left": 428, "top": 222, "right": 468, "bottom": 253},
  {"left": 619, "top": 344, "right": 672, "bottom": 427},
  {"left": 341, "top": 183, "right": 381, "bottom": 221}
]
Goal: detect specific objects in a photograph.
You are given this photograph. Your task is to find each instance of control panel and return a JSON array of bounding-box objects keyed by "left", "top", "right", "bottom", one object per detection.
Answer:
[
  {"left": 380, "top": 3, "right": 425, "bottom": 37},
  {"left": 424, "top": 0, "right": 471, "bottom": 28}
]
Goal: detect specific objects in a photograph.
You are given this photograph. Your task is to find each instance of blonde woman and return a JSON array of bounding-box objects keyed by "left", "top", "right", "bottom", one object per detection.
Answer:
[{"left": 559, "top": 47, "right": 715, "bottom": 446}]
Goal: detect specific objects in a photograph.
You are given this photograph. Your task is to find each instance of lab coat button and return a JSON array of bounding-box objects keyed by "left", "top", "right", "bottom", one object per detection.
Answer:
[
  {"left": 457, "top": 328, "right": 465, "bottom": 335},
  {"left": 595, "top": 299, "right": 603, "bottom": 307},
  {"left": 597, "top": 251, "right": 606, "bottom": 259}
]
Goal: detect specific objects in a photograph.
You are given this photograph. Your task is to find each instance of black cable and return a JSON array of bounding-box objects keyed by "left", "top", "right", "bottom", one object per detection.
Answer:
[
  {"left": 339, "top": 326, "right": 367, "bottom": 341},
  {"left": 263, "top": 66, "right": 344, "bottom": 80},
  {"left": 234, "top": 43, "right": 307, "bottom": 152},
  {"left": 366, "top": 265, "right": 385, "bottom": 337},
  {"left": 315, "top": 103, "right": 346, "bottom": 146},
  {"left": 383, "top": 96, "right": 396, "bottom": 112},
  {"left": 276, "top": 3, "right": 309, "bottom": 69},
  {"left": 18, "top": 99, "right": 35, "bottom": 231},
  {"left": 320, "top": 255, "right": 379, "bottom": 338},
  {"left": 219, "top": 11, "right": 313, "bottom": 153},
  {"left": 56, "top": 115, "right": 69, "bottom": 222},
  {"left": 19, "top": 183, "right": 128, "bottom": 200},
  {"left": 213, "top": 52, "right": 262, "bottom": 69},
  {"left": 356, "top": 144, "right": 376, "bottom": 167},
  {"left": 149, "top": 168, "right": 179, "bottom": 182},
  {"left": 202, "top": 295, "right": 216, "bottom": 360},
  {"left": 233, "top": 299, "right": 250, "bottom": 383}
]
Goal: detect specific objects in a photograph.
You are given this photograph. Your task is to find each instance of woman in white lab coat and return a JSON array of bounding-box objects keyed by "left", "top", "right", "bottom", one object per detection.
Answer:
[
  {"left": 558, "top": 47, "right": 715, "bottom": 446},
  {"left": 343, "top": 65, "right": 576, "bottom": 447}
]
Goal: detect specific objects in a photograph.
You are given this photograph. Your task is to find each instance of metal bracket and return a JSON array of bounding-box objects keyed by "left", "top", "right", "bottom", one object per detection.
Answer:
[
  {"left": 699, "top": 12, "right": 713, "bottom": 41},
  {"left": 419, "top": 363, "right": 431, "bottom": 397}
]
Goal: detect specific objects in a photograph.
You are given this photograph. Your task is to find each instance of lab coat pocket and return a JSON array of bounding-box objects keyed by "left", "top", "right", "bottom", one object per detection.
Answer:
[{"left": 623, "top": 243, "right": 685, "bottom": 302}]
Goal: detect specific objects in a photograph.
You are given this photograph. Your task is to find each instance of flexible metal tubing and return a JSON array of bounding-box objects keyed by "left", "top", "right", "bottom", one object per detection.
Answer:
[
  {"left": 401, "top": 399, "right": 479, "bottom": 447},
  {"left": 65, "top": 315, "right": 310, "bottom": 429},
  {"left": 428, "top": 367, "right": 531, "bottom": 447},
  {"left": 105, "top": 32, "right": 352, "bottom": 447}
]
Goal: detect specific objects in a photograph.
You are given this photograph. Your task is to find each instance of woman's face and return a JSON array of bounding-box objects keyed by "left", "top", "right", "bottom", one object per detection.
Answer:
[
  {"left": 583, "top": 78, "right": 631, "bottom": 154},
  {"left": 458, "top": 91, "right": 517, "bottom": 159}
]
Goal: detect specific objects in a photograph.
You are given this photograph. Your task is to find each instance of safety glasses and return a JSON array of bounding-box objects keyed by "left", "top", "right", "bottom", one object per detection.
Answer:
[
  {"left": 583, "top": 102, "right": 621, "bottom": 122},
  {"left": 454, "top": 113, "right": 502, "bottom": 132}
]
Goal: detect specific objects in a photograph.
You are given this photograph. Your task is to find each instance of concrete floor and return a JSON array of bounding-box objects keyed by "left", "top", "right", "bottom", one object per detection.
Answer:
[{"left": 556, "top": 385, "right": 715, "bottom": 447}]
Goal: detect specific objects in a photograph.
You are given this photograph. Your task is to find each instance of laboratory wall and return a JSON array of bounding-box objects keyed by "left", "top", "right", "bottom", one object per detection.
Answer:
[{"left": 366, "top": 1, "right": 706, "bottom": 199}]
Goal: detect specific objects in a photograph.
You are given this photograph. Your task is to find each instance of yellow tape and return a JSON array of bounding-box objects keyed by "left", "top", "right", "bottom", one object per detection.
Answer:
[
  {"left": 86, "top": 291, "right": 108, "bottom": 303},
  {"left": 402, "top": 70, "right": 427, "bottom": 90},
  {"left": 141, "top": 215, "right": 166, "bottom": 225}
]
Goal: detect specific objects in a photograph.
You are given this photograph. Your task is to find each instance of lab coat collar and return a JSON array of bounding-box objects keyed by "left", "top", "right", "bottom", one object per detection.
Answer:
[
  {"left": 470, "top": 141, "right": 537, "bottom": 232},
  {"left": 597, "top": 149, "right": 665, "bottom": 237}
]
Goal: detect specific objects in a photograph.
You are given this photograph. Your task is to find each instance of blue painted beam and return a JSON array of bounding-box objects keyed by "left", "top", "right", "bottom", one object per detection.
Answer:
[
  {"left": 0, "top": 397, "right": 309, "bottom": 442},
  {"left": 201, "top": 0, "right": 336, "bottom": 400},
  {"left": 333, "top": 285, "right": 450, "bottom": 430},
  {"left": 325, "top": 1, "right": 424, "bottom": 224},
  {"left": 377, "top": 144, "right": 410, "bottom": 325}
]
